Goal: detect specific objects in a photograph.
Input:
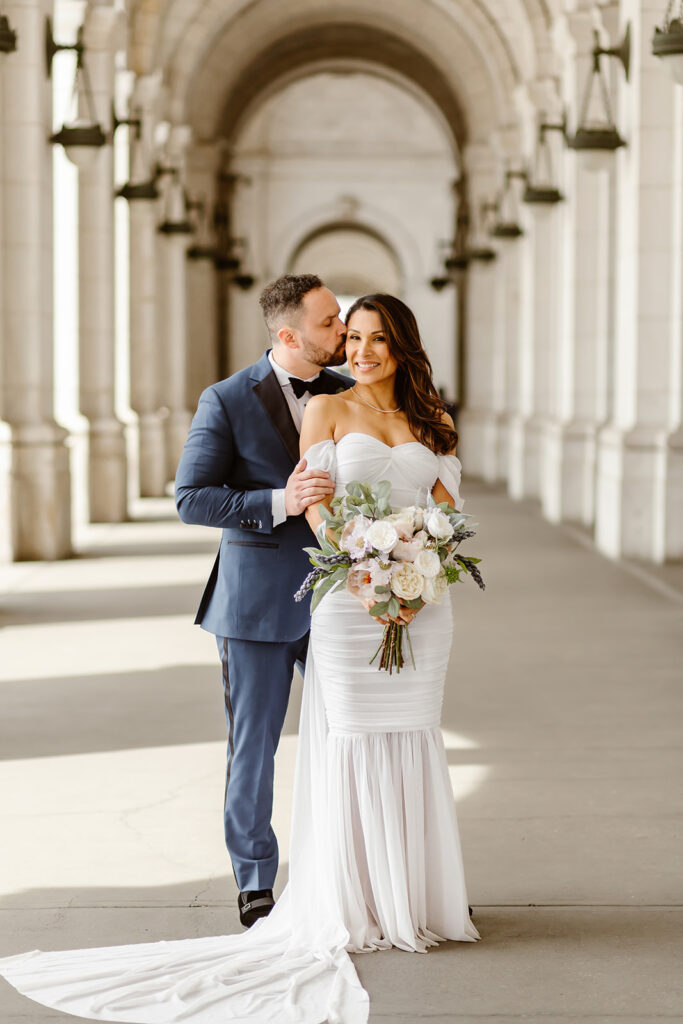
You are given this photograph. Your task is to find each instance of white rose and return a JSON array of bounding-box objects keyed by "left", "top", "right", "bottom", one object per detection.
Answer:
[
  {"left": 392, "top": 534, "right": 426, "bottom": 562},
  {"left": 385, "top": 509, "right": 416, "bottom": 541},
  {"left": 340, "top": 514, "right": 371, "bottom": 557},
  {"left": 366, "top": 520, "right": 399, "bottom": 554},
  {"left": 390, "top": 562, "right": 424, "bottom": 601},
  {"left": 424, "top": 508, "right": 454, "bottom": 541},
  {"left": 413, "top": 549, "right": 442, "bottom": 578},
  {"left": 421, "top": 570, "right": 449, "bottom": 605}
]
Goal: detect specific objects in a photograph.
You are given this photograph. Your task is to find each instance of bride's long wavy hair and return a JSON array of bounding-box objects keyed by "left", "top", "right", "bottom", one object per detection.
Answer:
[{"left": 345, "top": 294, "right": 458, "bottom": 455}]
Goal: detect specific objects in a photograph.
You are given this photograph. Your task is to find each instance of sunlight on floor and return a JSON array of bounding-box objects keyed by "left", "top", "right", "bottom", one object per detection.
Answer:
[{"left": 0, "top": 728, "right": 486, "bottom": 898}]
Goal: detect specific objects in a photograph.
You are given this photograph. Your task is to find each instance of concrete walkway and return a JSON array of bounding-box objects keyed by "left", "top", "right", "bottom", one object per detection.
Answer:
[{"left": 0, "top": 483, "right": 681, "bottom": 1023}]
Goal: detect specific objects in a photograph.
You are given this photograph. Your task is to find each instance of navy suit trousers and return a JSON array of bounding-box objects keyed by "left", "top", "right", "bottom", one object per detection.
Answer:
[{"left": 215, "top": 631, "right": 309, "bottom": 891}]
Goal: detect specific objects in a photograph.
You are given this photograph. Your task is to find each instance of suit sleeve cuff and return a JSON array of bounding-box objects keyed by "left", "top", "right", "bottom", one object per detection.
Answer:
[{"left": 272, "top": 488, "right": 287, "bottom": 527}]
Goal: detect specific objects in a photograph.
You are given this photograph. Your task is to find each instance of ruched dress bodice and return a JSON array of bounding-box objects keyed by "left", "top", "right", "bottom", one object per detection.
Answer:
[{"left": 303, "top": 431, "right": 464, "bottom": 511}]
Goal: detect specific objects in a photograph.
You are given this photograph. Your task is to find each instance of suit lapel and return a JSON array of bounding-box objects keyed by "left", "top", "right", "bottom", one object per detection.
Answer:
[{"left": 252, "top": 367, "right": 301, "bottom": 465}]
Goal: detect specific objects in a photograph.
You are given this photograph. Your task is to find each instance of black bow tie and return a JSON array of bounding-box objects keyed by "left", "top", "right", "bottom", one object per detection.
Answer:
[{"left": 288, "top": 374, "right": 337, "bottom": 399}]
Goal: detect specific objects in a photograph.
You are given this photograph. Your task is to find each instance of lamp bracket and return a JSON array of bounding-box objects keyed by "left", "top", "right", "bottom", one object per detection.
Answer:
[
  {"left": 45, "top": 16, "right": 83, "bottom": 78},
  {"left": 539, "top": 110, "right": 567, "bottom": 140},
  {"left": 111, "top": 101, "right": 142, "bottom": 138},
  {"left": 593, "top": 22, "right": 631, "bottom": 82}
]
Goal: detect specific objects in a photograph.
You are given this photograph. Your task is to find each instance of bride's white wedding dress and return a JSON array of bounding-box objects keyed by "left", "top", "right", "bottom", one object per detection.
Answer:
[{"left": 0, "top": 433, "right": 479, "bottom": 1024}]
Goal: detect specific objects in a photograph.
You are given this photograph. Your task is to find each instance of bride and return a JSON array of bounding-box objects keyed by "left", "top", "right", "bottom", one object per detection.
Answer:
[{"left": 0, "top": 294, "right": 479, "bottom": 1023}]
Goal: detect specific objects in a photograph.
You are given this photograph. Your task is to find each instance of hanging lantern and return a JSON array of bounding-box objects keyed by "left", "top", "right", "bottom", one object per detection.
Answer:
[
  {"left": 46, "top": 18, "right": 107, "bottom": 170},
  {"left": 0, "top": 12, "right": 18, "bottom": 53},
  {"left": 468, "top": 201, "right": 497, "bottom": 261},
  {"left": 566, "top": 25, "right": 630, "bottom": 172},
  {"left": 652, "top": 3, "right": 683, "bottom": 84},
  {"left": 114, "top": 103, "right": 159, "bottom": 201},
  {"left": 523, "top": 115, "right": 565, "bottom": 204},
  {"left": 157, "top": 169, "right": 192, "bottom": 234},
  {"left": 491, "top": 169, "right": 525, "bottom": 238},
  {"left": 187, "top": 198, "right": 218, "bottom": 260}
]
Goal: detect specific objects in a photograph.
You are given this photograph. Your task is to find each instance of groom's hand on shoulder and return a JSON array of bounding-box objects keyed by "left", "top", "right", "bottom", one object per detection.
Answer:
[{"left": 285, "top": 458, "right": 335, "bottom": 516}]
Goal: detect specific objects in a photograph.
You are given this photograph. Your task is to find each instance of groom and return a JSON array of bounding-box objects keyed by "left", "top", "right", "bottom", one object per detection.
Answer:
[{"left": 175, "top": 274, "right": 350, "bottom": 927}]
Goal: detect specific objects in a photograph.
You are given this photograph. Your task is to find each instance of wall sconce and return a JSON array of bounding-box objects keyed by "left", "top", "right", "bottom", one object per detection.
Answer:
[
  {"left": 468, "top": 201, "right": 498, "bottom": 261},
  {"left": 114, "top": 103, "right": 159, "bottom": 201},
  {"left": 157, "top": 167, "right": 192, "bottom": 235},
  {"left": 491, "top": 170, "right": 525, "bottom": 238},
  {"left": 46, "top": 17, "right": 106, "bottom": 169},
  {"left": 232, "top": 273, "right": 256, "bottom": 290},
  {"left": 566, "top": 24, "right": 630, "bottom": 172},
  {"left": 0, "top": 12, "right": 17, "bottom": 53},
  {"left": 652, "top": 3, "right": 683, "bottom": 84},
  {"left": 523, "top": 114, "right": 565, "bottom": 204},
  {"left": 186, "top": 197, "right": 217, "bottom": 261},
  {"left": 429, "top": 275, "right": 452, "bottom": 292}
]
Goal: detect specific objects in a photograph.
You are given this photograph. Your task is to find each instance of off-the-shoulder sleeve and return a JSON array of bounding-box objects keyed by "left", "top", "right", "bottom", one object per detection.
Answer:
[
  {"left": 436, "top": 453, "right": 464, "bottom": 511},
  {"left": 301, "top": 439, "right": 336, "bottom": 479}
]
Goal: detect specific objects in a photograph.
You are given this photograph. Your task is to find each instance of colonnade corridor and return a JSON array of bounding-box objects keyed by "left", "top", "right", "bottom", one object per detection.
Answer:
[{"left": 0, "top": 479, "right": 680, "bottom": 1022}]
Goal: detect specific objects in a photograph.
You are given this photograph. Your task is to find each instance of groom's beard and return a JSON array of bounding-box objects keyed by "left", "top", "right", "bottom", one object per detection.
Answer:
[{"left": 301, "top": 336, "right": 347, "bottom": 369}]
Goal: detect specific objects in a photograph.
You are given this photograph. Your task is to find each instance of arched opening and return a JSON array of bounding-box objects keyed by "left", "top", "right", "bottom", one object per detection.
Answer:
[
  {"left": 288, "top": 222, "right": 403, "bottom": 310},
  {"left": 195, "top": 66, "right": 460, "bottom": 401}
]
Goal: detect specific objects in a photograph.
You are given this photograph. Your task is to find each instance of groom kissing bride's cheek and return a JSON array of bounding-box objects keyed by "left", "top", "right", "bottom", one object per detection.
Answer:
[{"left": 0, "top": 274, "right": 480, "bottom": 1024}]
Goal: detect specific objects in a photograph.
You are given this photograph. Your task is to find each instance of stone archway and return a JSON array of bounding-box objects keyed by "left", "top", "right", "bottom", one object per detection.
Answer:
[{"left": 288, "top": 223, "right": 403, "bottom": 300}]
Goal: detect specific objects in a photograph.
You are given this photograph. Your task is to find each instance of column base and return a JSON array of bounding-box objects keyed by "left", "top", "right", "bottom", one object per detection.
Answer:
[
  {"left": 507, "top": 414, "right": 541, "bottom": 500},
  {"left": 10, "top": 422, "right": 72, "bottom": 561},
  {"left": 88, "top": 419, "right": 129, "bottom": 523},
  {"left": 595, "top": 425, "right": 668, "bottom": 562},
  {"left": 165, "top": 410, "right": 193, "bottom": 483},
  {"left": 138, "top": 412, "right": 168, "bottom": 498},
  {"left": 540, "top": 419, "right": 597, "bottom": 526}
]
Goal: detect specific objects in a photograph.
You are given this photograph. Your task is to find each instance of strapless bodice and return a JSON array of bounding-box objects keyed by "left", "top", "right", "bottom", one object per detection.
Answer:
[{"left": 302, "top": 432, "right": 464, "bottom": 510}]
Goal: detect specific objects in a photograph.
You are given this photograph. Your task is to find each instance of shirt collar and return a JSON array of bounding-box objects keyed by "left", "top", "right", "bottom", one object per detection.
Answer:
[{"left": 268, "top": 350, "right": 321, "bottom": 388}]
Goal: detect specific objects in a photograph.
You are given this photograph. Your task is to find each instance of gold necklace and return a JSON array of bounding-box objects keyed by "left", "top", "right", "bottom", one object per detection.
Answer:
[{"left": 351, "top": 386, "right": 401, "bottom": 414}]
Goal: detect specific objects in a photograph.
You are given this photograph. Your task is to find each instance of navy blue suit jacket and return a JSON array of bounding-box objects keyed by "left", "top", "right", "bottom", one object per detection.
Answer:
[{"left": 175, "top": 352, "right": 350, "bottom": 642}]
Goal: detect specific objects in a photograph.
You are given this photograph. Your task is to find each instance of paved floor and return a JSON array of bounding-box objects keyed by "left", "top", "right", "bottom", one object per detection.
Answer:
[{"left": 0, "top": 482, "right": 681, "bottom": 1023}]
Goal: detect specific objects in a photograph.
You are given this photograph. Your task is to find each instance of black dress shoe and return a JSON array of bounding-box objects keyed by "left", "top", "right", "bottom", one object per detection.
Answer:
[{"left": 238, "top": 888, "right": 275, "bottom": 928}]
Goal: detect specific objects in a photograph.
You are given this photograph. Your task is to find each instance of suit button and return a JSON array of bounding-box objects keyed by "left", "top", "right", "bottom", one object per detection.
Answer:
[{"left": 239, "top": 520, "right": 246, "bottom": 528}]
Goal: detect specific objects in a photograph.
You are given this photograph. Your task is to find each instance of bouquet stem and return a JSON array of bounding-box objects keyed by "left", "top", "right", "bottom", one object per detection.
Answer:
[{"left": 369, "top": 621, "right": 415, "bottom": 674}]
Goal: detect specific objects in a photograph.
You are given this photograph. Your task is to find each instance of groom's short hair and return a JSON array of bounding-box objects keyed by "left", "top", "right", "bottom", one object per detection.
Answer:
[{"left": 259, "top": 274, "right": 324, "bottom": 341}]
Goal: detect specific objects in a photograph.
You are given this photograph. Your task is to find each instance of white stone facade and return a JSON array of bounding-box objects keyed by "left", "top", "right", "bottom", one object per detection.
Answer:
[{"left": 0, "top": 0, "right": 681, "bottom": 563}]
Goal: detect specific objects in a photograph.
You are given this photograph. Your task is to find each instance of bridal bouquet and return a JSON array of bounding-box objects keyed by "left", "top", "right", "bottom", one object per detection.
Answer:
[{"left": 295, "top": 480, "right": 485, "bottom": 673}]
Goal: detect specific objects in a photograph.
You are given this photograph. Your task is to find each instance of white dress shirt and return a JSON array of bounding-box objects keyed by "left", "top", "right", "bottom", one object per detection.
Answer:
[{"left": 268, "top": 350, "right": 324, "bottom": 527}]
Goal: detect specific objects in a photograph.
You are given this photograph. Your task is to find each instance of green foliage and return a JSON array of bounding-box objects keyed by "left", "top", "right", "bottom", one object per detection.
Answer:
[{"left": 444, "top": 565, "right": 461, "bottom": 584}]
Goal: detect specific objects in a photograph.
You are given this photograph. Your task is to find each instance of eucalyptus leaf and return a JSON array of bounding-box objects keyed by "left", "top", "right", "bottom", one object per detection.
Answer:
[
  {"left": 369, "top": 601, "right": 389, "bottom": 617},
  {"left": 387, "top": 596, "right": 400, "bottom": 618}
]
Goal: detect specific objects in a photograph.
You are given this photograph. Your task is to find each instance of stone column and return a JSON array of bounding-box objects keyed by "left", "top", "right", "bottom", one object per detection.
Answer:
[
  {"left": 539, "top": 12, "right": 611, "bottom": 526},
  {"left": 186, "top": 141, "right": 222, "bottom": 409},
  {"left": 127, "top": 74, "right": 166, "bottom": 497},
  {"left": 1, "top": 0, "right": 71, "bottom": 559},
  {"left": 501, "top": 240, "right": 527, "bottom": 498},
  {"left": 457, "top": 144, "right": 505, "bottom": 482},
  {"left": 595, "top": 4, "right": 683, "bottom": 561},
  {"left": 157, "top": 125, "right": 193, "bottom": 482},
  {"left": 78, "top": 4, "right": 127, "bottom": 522},
  {"left": 523, "top": 203, "right": 563, "bottom": 505}
]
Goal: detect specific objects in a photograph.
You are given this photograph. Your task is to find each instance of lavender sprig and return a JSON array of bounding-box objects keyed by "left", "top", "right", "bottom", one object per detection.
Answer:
[
  {"left": 454, "top": 555, "right": 486, "bottom": 590},
  {"left": 294, "top": 567, "right": 325, "bottom": 602}
]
